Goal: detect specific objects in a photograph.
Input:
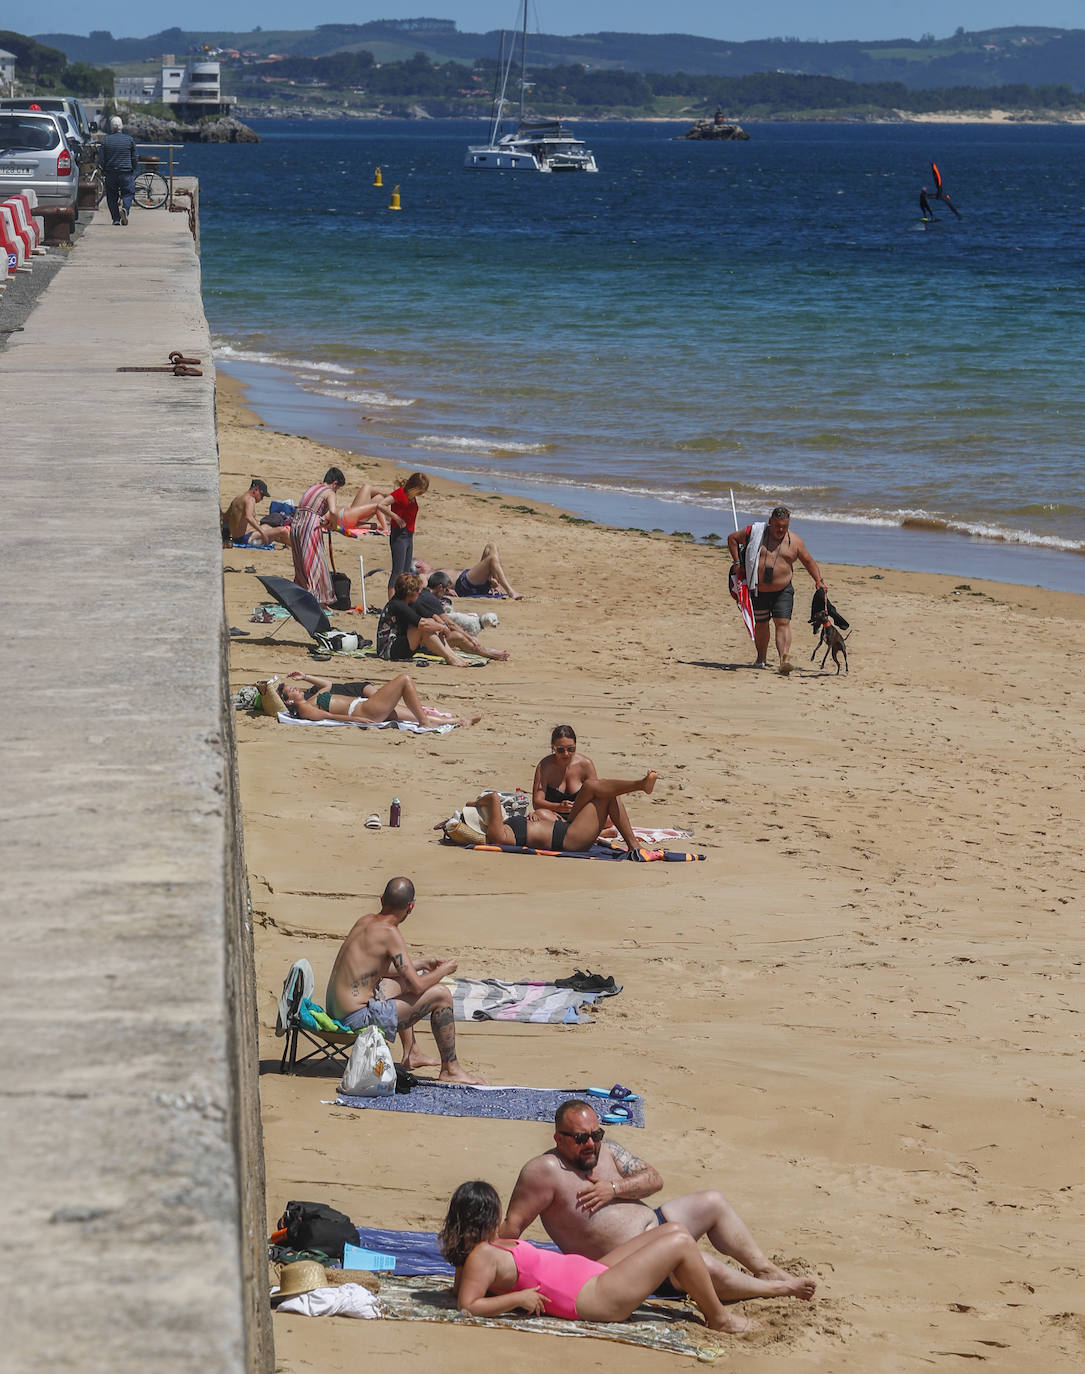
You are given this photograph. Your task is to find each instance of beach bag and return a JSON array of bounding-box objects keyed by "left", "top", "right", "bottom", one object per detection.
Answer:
[
  {"left": 257, "top": 678, "right": 287, "bottom": 717},
  {"left": 332, "top": 570, "right": 352, "bottom": 610},
  {"left": 278, "top": 1200, "right": 357, "bottom": 1260},
  {"left": 340, "top": 1025, "right": 397, "bottom": 1097},
  {"left": 314, "top": 630, "right": 362, "bottom": 653}
]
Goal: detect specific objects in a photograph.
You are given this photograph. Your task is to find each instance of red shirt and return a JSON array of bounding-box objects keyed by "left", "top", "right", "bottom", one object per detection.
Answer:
[{"left": 390, "top": 487, "right": 418, "bottom": 533}]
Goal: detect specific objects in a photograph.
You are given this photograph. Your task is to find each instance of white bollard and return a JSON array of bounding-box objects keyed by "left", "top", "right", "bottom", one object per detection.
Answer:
[{"left": 358, "top": 554, "right": 368, "bottom": 614}]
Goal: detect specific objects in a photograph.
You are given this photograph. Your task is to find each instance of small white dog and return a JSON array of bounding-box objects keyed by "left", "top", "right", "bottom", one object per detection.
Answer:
[{"left": 445, "top": 609, "right": 499, "bottom": 636}]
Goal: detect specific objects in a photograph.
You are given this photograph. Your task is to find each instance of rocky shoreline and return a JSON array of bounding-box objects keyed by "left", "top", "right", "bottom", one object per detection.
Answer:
[{"left": 121, "top": 113, "right": 260, "bottom": 143}]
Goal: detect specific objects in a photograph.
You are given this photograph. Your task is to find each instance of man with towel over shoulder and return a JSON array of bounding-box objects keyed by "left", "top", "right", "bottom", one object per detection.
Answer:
[{"left": 728, "top": 505, "right": 826, "bottom": 675}]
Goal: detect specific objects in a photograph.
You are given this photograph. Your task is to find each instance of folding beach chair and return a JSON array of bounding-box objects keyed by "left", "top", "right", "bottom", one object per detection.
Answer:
[{"left": 276, "top": 958, "right": 359, "bottom": 1074}]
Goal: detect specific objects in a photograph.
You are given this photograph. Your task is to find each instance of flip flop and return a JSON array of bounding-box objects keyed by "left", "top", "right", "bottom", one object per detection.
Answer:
[
  {"left": 609, "top": 1084, "right": 639, "bottom": 1101},
  {"left": 601, "top": 1105, "right": 634, "bottom": 1124},
  {"left": 585, "top": 1087, "right": 617, "bottom": 1100},
  {"left": 364, "top": 814, "right": 382, "bottom": 830}
]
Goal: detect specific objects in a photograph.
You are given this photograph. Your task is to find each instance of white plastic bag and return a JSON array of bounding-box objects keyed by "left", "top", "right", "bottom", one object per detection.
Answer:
[{"left": 340, "top": 1025, "right": 396, "bottom": 1097}]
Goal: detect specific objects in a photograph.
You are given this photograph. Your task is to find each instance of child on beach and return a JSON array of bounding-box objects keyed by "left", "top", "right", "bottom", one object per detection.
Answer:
[{"left": 387, "top": 472, "right": 429, "bottom": 598}]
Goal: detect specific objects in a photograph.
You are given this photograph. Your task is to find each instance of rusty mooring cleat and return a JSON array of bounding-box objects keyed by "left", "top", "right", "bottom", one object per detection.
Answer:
[{"left": 117, "top": 350, "right": 204, "bottom": 376}]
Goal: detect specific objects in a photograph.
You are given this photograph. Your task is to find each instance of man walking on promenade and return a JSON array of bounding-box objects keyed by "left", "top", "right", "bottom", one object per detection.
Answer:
[
  {"left": 727, "top": 505, "right": 826, "bottom": 674},
  {"left": 98, "top": 115, "right": 137, "bottom": 226},
  {"left": 325, "top": 876, "right": 484, "bottom": 1083}
]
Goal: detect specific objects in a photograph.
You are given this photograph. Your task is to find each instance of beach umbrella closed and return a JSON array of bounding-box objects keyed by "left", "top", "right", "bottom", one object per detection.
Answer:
[{"left": 256, "top": 575, "right": 333, "bottom": 639}]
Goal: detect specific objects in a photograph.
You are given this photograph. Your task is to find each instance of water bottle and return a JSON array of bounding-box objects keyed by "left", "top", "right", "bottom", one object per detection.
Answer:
[
  {"left": 515, "top": 787, "right": 526, "bottom": 813},
  {"left": 389, "top": 797, "right": 401, "bottom": 828}
]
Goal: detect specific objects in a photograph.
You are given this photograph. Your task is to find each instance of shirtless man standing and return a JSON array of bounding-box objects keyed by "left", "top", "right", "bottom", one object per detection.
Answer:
[
  {"left": 222, "top": 478, "right": 290, "bottom": 547},
  {"left": 325, "top": 876, "right": 483, "bottom": 1084},
  {"left": 727, "top": 505, "right": 825, "bottom": 674},
  {"left": 499, "top": 1100, "right": 815, "bottom": 1329}
]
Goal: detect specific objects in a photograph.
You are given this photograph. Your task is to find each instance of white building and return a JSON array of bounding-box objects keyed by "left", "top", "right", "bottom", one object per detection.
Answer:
[
  {"left": 116, "top": 56, "right": 233, "bottom": 111},
  {"left": 0, "top": 48, "right": 16, "bottom": 94}
]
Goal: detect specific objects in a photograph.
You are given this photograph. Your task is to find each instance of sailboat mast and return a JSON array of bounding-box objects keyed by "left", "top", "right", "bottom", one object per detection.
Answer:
[
  {"left": 519, "top": 0, "right": 528, "bottom": 123},
  {"left": 487, "top": 29, "right": 506, "bottom": 144}
]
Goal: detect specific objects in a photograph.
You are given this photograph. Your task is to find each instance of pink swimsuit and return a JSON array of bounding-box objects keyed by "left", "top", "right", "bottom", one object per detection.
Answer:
[{"left": 490, "top": 1240, "right": 607, "bottom": 1319}]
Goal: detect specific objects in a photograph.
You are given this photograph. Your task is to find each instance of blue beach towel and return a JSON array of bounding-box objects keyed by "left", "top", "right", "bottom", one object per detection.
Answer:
[{"left": 335, "top": 1083, "right": 645, "bottom": 1126}]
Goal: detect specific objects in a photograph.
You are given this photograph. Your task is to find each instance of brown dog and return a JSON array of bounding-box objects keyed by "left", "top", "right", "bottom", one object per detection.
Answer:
[{"left": 811, "top": 621, "right": 851, "bottom": 673}]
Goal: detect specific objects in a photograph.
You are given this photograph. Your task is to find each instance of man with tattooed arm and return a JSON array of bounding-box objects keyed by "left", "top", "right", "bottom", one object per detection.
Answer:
[
  {"left": 499, "top": 1100, "right": 813, "bottom": 1319},
  {"left": 325, "top": 876, "right": 484, "bottom": 1084}
]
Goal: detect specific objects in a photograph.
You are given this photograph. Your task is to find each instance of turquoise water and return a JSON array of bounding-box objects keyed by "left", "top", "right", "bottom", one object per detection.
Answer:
[{"left": 183, "top": 119, "right": 1085, "bottom": 589}]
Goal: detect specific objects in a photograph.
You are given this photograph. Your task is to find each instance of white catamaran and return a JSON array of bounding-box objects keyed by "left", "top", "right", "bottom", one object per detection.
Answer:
[{"left": 464, "top": 8, "right": 598, "bottom": 173}]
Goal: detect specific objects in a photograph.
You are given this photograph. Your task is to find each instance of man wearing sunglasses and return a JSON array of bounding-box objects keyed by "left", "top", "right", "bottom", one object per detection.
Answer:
[{"left": 499, "top": 1100, "right": 815, "bottom": 1309}]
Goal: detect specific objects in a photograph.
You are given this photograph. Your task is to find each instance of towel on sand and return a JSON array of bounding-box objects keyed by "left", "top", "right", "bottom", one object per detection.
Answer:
[
  {"left": 277, "top": 712, "right": 455, "bottom": 734},
  {"left": 378, "top": 1274, "right": 719, "bottom": 1359},
  {"left": 453, "top": 841, "right": 705, "bottom": 861},
  {"left": 448, "top": 978, "right": 600, "bottom": 1024},
  {"left": 335, "top": 1082, "right": 645, "bottom": 1126}
]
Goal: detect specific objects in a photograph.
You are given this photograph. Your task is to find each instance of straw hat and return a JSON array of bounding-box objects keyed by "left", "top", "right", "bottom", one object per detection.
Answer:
[
  {"left": 271, "top": 1261, "right": 328, "bottom": 1304},
  {"left": 269, "top": 1261, "right": 381, "bottom": 1304}
]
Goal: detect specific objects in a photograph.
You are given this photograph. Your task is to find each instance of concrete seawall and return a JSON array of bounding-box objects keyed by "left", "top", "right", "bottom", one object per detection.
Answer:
[{"left": 0, "top": 189, "right": 271, "bottom": 1369}]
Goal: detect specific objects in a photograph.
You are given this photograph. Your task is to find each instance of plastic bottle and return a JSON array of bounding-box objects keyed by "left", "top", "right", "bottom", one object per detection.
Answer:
[{"left": 389, "top": 797, "right": 401, "bottom": 828}]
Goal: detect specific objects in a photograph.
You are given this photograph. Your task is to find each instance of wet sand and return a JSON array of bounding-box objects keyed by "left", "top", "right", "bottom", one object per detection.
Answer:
[{"left": 220, "top": 373, "right": 1084, "bottom": 1370}]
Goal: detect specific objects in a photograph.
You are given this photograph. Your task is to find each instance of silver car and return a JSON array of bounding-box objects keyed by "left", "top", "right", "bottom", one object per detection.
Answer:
[{"left": 0, "top": 110, "right": 79, "bottom": 217}]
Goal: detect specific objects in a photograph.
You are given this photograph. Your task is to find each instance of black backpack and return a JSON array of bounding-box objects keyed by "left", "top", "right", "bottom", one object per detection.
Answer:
[{"left": 278, "top": 1200, "right": 357, "bottom": 1259}]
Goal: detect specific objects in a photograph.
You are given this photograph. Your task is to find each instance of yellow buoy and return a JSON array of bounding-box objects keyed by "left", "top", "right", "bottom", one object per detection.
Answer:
[
  {"left": 373, "top": 166, "right": 383, "bottom": 187},
  {"left": 389, "top": 184, "right": 402, "bottom": 211}
]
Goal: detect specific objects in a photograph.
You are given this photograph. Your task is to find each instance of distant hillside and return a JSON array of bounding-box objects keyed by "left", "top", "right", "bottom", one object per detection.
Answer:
[{"left": 31, "top": 23, "right": 1085, "bottom": 92}]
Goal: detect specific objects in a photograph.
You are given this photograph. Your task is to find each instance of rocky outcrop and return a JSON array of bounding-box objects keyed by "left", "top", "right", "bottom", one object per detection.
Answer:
[
  {"left": 121, "top": 114, "right": 260, "bottom": 143},
  {"left": 682, "top": 117, "right": 749, "bottom": 141}
]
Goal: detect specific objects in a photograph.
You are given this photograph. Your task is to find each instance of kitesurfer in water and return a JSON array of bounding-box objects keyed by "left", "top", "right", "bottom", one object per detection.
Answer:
[{"left": 930, "top": 162, "right": 962, "bottom": 219}]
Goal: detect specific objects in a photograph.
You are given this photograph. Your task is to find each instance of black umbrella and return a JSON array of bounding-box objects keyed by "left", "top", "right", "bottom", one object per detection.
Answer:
[{"left": 256, "top": 575, "right": 333, "bottom": 639}]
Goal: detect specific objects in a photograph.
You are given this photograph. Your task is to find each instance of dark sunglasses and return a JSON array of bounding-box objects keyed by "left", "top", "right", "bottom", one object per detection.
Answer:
[
  {"left": 558, "top": 1128, "right": 605, "bottom": 1145},
  {"left": 553, "top": 744, "right": 576, "bottom": 754}
]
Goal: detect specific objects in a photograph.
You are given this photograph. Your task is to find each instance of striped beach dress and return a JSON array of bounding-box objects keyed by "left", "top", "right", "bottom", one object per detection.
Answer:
[{"left": 291, "top": 483, "right": 334, "bottom": 606}]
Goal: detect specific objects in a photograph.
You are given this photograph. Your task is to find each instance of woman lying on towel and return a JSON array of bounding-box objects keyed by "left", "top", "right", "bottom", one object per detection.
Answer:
[
  {"left": 280, "top": 672, "right": 482, "bottom": 728},
  {"left": 476, "top": 771, "right": 656, "bottom": 858},
  {"left": 440, "top": 1180, "right": 736, "bottom": 1331}
]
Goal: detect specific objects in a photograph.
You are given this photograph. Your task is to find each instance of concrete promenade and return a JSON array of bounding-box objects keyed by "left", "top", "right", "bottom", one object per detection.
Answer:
[{"left": 0, "top": 192, "right": 271, "bottom": 1369}]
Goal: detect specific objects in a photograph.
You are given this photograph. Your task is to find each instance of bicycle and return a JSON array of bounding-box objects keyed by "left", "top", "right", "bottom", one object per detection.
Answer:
[
  {"left": 133, "top": 169, "right": 170, "bottom": 209},
  {"left": 84, "top": 164, "right": 105, "bottom": 208}
]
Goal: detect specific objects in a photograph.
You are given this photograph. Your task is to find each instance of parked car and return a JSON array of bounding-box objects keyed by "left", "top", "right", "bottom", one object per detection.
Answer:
[
  {"left": 0, "top": 110, "right": 79, "bottom": 223},
  {"left": 0, "top": 96, "right": 96, "bottom": 143}
]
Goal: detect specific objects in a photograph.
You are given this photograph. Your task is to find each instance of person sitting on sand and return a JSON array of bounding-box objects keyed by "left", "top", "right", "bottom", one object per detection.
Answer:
[
  {"left": 529, "top": 724, "right": 598, "bottom": 823},
  {"left": 416, "top": 572, "right": 510, "bottom": 662},
  {"left": 222, "top": 478, "right": 290, "bottom": 547},
  {"left": 326, "top": 876, "right": 483, "bottom": 1083},
  {"left": 378, "top": 573, "right": 471, "bottom": 668},
  {"left": 440, "top": 1179, "right": 736, "bottom": 1333},
  {"left": 499, "top": 1099, "right": 815, "bottom": 1324},
  {"left": 339, "top": 482, "right": 394, "bottom": 533},
  {"left": 437, "top": 543, "right": 523, "bottom": 600},
  {"left": 475, "top": 771, "right": 657, "bottom": 858},
  {"left": 279, "top": 671, "right": 482, "bottom": 729}
]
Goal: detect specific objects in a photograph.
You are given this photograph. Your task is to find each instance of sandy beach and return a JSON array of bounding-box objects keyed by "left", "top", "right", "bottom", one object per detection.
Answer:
[{"left": 219, "top": 372, "right": 1084, "bottom": 1371}]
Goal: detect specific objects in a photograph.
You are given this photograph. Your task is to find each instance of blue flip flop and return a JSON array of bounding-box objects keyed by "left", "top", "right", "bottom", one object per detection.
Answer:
[
  {"left": 608, "top": 1083, "right": 639, "bottom": 1102},
  {"left": 585, "top": 1087, "right": 617, "bottom": 1100},
  {"left": 602, "top": 1105, "right": 634, "bottom": 1124}
]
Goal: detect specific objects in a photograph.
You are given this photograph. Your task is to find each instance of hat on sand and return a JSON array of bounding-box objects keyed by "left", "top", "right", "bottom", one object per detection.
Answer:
[
  {"left": 271, "top": 1261, "right": 328, "bottom": 1304},
  {"left": 427, "top": 570, "right": 452, "bottom": 589}
]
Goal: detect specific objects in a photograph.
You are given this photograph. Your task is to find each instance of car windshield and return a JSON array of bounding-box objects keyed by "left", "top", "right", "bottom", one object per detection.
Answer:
[{"left": 0, "top": 117, "right": 60, "bottom": 151}]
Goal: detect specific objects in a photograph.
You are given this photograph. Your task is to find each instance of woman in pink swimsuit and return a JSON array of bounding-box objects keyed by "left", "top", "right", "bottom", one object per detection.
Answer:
[{"left": 439, "top": 1181, "right": 734, "bottom": 1331}]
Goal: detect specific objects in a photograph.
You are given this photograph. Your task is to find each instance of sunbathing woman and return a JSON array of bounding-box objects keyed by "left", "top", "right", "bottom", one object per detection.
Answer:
[
  {"left": 339, "top": 482, "right": 394, "bottom": 533},
  {"left": 279, "top": 672, "right": 481, "bottom": 728},
  {"left": 477, "top": 771, "right": 656, "bottom": 858},
  {"left": 440, "top": 1180, "right": 739, "bottom": 1333},
  {"left": 529, "top": 725, "right": 598, "bottom": 823}
]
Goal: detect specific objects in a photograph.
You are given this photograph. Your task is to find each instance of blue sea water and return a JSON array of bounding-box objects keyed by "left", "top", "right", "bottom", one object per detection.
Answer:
[{"left": 184, "top": 119, "right": 1084, "bottom": 590}]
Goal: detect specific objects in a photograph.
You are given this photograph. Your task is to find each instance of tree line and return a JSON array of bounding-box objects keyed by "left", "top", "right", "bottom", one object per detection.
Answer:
[{"left": 234, "top": 50, "right": 1085, "bottom": 114}]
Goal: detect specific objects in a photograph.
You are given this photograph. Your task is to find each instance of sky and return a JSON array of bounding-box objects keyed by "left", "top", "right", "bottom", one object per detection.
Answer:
[{"left": 8, "top": 0, "right": 1084, "bottom": 46}]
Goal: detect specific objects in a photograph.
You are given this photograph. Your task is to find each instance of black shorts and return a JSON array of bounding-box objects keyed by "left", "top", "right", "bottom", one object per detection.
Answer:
[
  {"left": 652, "top": 1207, "right": 685, "bottom": 1298},
  {"left": 751, "top": 582, "right": 794, "bottom": 623}
]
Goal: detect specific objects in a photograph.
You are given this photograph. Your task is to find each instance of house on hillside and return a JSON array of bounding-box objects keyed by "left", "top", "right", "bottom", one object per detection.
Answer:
[{"left": 0, "top": 49, "right": 16, "bottom": 95}]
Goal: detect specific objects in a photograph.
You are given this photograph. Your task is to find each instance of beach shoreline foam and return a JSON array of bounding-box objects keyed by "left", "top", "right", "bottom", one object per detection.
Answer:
[{"left": 221, "top": 371, "right": 1084, "bottom": 1372}]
